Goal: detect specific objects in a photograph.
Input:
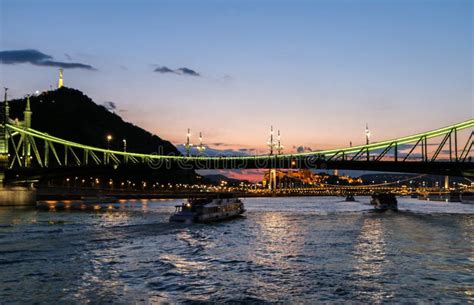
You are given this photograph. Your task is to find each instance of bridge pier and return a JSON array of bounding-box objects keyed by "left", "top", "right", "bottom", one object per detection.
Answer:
[
  {"left": 444, "top": 175, "right": 449, "bottom": 190},
  {"left": 0, "top": 88, "right": 36, "bottom": 206},
  {"left": 0, "top": 186, "right": 36, "bottom": 206},
  {"left": 269, "top": 168, "right": 277, "bottom": 192}
]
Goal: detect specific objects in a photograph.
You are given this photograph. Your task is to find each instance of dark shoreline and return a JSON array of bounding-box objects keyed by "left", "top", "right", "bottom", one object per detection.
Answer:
[{"left": 36, "top": 190, "right": 399, "bottom": 201}]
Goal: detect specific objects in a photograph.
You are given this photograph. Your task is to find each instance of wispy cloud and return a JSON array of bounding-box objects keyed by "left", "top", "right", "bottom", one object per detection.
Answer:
[
  {"left": 102, "top": 101, "right": 128, "bottom": 114},
  {"left": 176, "top": 144, "right": 250, "bottom": 157},
  {"left": 154, "top": 66, "right": 175, "bottom": 74},
  {"left": 175, "top": 67, "right": 200, "bottom": 76},
  {"left": 154, "top": 65, "right": 200, "bottom": 76},
  {"left": 0, "top": 49, "right": 96, "bottom": 70},
  {"left": 102, "top": 101, "right": 117, "bottom": 112},
  {"left": 218, "top": 169, "right": 266, "bottom": 182},
  {"left": 294, "top": 145, "right": 313, "bottom": 153}
]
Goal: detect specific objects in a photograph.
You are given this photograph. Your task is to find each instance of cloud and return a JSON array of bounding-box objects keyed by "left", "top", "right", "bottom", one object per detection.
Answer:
[
  {"left": 0, "top": 49, "right": 50, "bottom": 64},
  {"left": 295, "top": 146, "right": 313, "bottom": 153},
  {"left": 102, "top": 101, "right": 117, "bottom": 112},
  {"left": 154, "top": 66, "right": 175, "bottom": 73},
  {"left": 176, "top": 67, "right": 200, "bottom": 76},
  {"left": 102, "top": 101, "right": 128, "bottom": 114},
  {"left": 176, "top": 144, "right": 250, "bottom": 157},
  {"left": 0, "top": 49, "right": 96, "bottom": 70},
  {"left": 216, "top": 169, "right": 266, "bottom": 182},
  {"left": 35, "top": 60, "right": 95, "bottom": 70},
  {"left": 210, "top": 142, "right": 243, "bottom": 148},
  {"left": 153, "top": 65, "right": 200, "bottom": 76}
]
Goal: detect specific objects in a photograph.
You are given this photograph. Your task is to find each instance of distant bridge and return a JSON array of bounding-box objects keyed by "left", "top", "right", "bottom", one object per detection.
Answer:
[{"left": 1, "top": 95, "right": 473, "bottom": 183}]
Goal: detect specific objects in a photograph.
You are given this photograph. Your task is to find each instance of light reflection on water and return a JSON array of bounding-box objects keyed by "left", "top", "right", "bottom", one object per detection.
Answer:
[
  {"left": 353, "top": 217, "right": 391, "bottom": 303},
  {"left": 0, "top": 196, "right": 473, "bottom": 303}
]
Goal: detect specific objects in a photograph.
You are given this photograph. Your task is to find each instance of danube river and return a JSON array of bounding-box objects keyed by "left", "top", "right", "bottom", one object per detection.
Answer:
[{"left": 0, "top": 197, "right": 473, "bottom": 303}]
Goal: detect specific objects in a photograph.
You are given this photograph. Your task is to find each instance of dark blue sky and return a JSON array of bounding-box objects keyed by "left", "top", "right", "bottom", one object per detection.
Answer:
[{"left": 1, "top": 0, "right": 472, "bottom": 152}]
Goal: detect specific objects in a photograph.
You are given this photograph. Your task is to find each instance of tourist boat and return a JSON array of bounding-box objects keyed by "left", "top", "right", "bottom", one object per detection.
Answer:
[
  {"left": 345, "top": 194, "right": 355, "bottom": 202},
  {"left": 370, "top": 193, "right": 398, "bottom": 211},
  {"left": 169, "top": 194, "right": 245, "bottom": 223}
]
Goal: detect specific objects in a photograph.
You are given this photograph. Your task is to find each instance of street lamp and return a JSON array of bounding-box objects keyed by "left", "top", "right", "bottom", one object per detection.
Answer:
[
  {"left": 106, "top": 134, "right": 112, "bottom": 149},
  {"left": 121, "top": 138, "right": 128, "bottom": 163},
  {"left": 105, "top": 134, "right": 112, "bottom": 165}
]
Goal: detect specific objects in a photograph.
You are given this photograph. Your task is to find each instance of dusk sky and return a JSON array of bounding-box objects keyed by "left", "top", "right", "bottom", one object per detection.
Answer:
[{"left": 1, "top": 0, "right": 472, "bottom": 154}]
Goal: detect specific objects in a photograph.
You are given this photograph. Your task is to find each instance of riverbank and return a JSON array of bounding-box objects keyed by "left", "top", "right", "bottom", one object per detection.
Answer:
[{"left": 35, "top": 187, "right": 406, "bottom": 201}]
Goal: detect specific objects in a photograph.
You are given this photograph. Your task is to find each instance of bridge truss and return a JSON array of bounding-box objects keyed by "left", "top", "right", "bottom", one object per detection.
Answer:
[{"left": 2, "top": 118, "right": 473, "bottom": 177}]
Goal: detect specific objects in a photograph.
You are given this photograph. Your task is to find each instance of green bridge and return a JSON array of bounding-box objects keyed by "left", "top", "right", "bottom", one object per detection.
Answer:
[{"left": 0, "top": 91, "right": 473, "bottom": 184}]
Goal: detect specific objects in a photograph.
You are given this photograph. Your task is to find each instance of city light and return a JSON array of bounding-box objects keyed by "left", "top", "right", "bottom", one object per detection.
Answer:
[{"left": 0, "top": 3, "right": 471, "bottom": 304}]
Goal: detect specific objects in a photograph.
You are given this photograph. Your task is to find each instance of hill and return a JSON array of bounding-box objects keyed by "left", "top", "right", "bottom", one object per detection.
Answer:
[
  {"left": 8, "top": 87, "right": 197, "bottom": 183},
  {"left": 8, "top": 87, "right": 179, "bottom": 155}
]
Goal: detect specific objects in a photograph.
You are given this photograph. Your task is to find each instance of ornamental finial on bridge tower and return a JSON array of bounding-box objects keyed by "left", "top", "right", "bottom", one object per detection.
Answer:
[
  {"left": 267, "top": 125, "right": 275, "bottom": 156},
  {"left": 197, "top": 132, "right": 206, "bottom": 155},
  {"left": 185, "top": 128, "right": 193, "bottom": 157},
  {"left": 3, "top": 88, "right": 8, "bottom": 124},
  {"left": 58, "top": 68, "right": 64, "bottom": 89},
  {"left": 24, "top": 95, "right": 32, "bottom": 130},
  {"left": 365, "top": 123, "right": 371, "bottom": 161},
  {"left": 276, "top": 129, "right": 283, "bottom": 155},
  {"left": 26, "top": 95, "right": 30, "bottom": 111},
  {"left": 0, "top": 88, "right": 8, "bottom": 182},
  {"left": 365, "top": 123, "right": 370, "bottom": 145}
]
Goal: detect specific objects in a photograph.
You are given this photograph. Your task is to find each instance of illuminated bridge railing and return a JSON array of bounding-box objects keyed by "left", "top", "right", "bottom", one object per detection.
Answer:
[{"left": 4, "top": 119, "right": 474, "bottom": 170}]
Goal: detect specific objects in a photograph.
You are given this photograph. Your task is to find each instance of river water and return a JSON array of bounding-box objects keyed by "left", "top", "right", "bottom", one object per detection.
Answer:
[{"left": 0, "top": 197, "right": 473, "bottom": 303}]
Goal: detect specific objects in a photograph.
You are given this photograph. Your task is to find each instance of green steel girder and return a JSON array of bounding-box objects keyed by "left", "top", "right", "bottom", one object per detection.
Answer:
[
  {"left": 4, "top": 119, "right": 474, "bottom": 163},
  {"left": 460, "top": 131, "right": 473, "bottom": 161}
]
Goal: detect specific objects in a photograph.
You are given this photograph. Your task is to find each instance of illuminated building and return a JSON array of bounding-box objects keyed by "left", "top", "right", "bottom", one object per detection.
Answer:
[{"left": 262, "top": 169, "right": 363, "bottom": 188}]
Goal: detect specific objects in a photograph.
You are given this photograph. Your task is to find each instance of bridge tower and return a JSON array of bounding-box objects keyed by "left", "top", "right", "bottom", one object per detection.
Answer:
[
  {"left": 197, "top": 132, "right": 206, "bottom": 155},
  {"left": 444, "top": 175, "right": 449, "bottom": 190},
  {"left": 22, "top": 96, "right": 32, "bottom": 167},
  {"left": 0, "top": 88, "right": 9, "bottom": 185},
  {"left": 58, "top": 68, "right": 64, "bottom": 89},
  {"left": 273, "top": 130, "right": 284, "bottom": 190},
  {"left": 276, "top": 130, "right": 283, "bottom": 155},
  {"left": 184, "top": 128, "right": 192, "bottom": 157},
  {"left": 267, "top": 126, "right": 277, "bottom": 191},
  {"left": 365, "top": 123, "right": 371, "bottom": 161}
]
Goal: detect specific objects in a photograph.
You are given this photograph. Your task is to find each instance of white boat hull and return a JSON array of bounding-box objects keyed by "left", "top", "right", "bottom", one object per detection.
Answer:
[{"left": 170, "top": 196, "right": 245, "bottom": 223}]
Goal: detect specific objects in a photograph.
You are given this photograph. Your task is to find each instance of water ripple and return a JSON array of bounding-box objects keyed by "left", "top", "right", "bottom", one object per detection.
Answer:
[{"left": 0, "top": 196, "right": 473, "bottom": 303}]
